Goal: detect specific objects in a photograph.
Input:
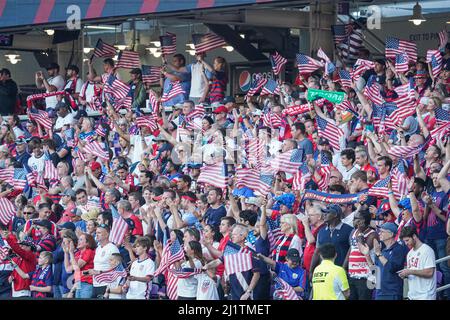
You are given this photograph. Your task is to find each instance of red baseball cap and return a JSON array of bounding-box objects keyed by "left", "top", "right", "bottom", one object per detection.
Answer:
[
  {"left": 213, "top": 105, "right": 228, "bottom": 114},
  {"left": 90, "top": 161, "right": 101, "bottom": 171}
]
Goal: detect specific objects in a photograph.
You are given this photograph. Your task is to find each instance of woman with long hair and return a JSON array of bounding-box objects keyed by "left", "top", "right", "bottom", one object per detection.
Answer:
[
  {"left": 175, "top": 240, "right": 205, "bottom": 300},
  {"left": 200, "top": 56, "right": 228, "bottom": 106},
  {"left": 271, "top": 214, "right": 303, "bottom": 263}
]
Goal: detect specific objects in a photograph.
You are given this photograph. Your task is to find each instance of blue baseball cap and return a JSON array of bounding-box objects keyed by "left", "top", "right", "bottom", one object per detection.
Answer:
[
  {"left": 398, "top": 198, "right": 412, "bottom": 212},
  {"left": 379, "top": 222, "right": 398, "bottom": 235},
  {"left": 321, "top": 204, "right": 343, "bottom": 217}
]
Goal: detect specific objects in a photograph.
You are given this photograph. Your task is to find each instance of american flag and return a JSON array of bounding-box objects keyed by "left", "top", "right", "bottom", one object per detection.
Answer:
[
  {"left": 395, "top": 52, "right": 409, "bottom": 73},
  {"left": 95, "top": 125, "right": 107, "bottom": 138},
  {"left": 116, "top": 50, "right": 141, "bottom": 69},
  {"left": 93, "top": 265, "right": 128, "bottom": 284},
  {"left": 160, "top": 32, "right": 177, "bottom": 56},
  {"left": 160, "top": 81, "right": 185, "bottom": 102},
  {"left": 438, "top": 30, "right": 448, "bottom": 50},
  {"left": 351, "top": 59, "right": 374, "bottom": 81},
  {"left": 316, "top": 151, "right": 332, "bottom": 191},
  {"left": 43, "top": 160, "right": 59, "bottom": 181},
  {"left": 267, "top": 217, "right": 283, "bottom": 252},
  {"left": 154, "top": 238, "right": 185, "bottom": 277},
  {"left": 385, "top": 37, "right": 417, "bottom": 62},
  {"left": 142, "top": 65, "right": 161, "bottom": 84},
  {"left": 364, "top": 76, "right": 384, "bottom": 106},
  {"left": 372, "top": 104, "right": 394, "bottom": 133},
  {"left": 262, "top": 112, "right": 282, "bottom": 128},
  {"left": 270, "top": 149, "right": 303, "bottom": 175},
  {"left": 335, "top": 25, "right": 364, "bottom": 65},
  {"left": 136, "top": 114, "right": 158, "bottom": 131},
  {"left": 197, "top": 162, "right": 228, "bottom": 189},
  {"left": 270, "top": 51, "right": 287, "bottom": 76},
  {"left": 93, "top": 39, "right": 117, "bottom": 58},
  {"left": 296, "top": 54, "right": 323, "bottom": 74},
  {"left": 430, "top": 122, "right": 450, "bottom": 142},
  {"left": 388, "top": 144, "right": 424, "bottom": 159},
  {"left": 273, "top": 276, "right": 299, "bottom": 300},
  {"left": 109, "top": 205, "right": 128, "bottom": 246},
  {"left": 331, "top": 24, "right": 353, "bottom": 45},
  {"left": 103, "top": 75, "right": 130, "bottom": 100},
  {"left": 192, "top": 33, "right": 227, "bottom": 54},
  {"left": 247, "top": 138, "right": 266, "bottom": 170},
  {"left": 28, "top": 108, "right": 53, "bottom": 130},
  {"left": 167, "top": 268, "right": 202, "bottom": 279},
  {"left": 0, "top": 198, "right": 16, "bottom": 225},
  {"left": 316, "top": 116, "right": 344, "bottom": 151},
  {"left": 338, "top": 69, "right": 352, "bottom": 88},
  {"left": 108, "top": 94, "right": 132, "bottom": 112},
  {"left": 223, "top": 241, "right": 253, "bottom": 275},
  {"left": 11, "top": 168, "right": 27, "bottom": 190},
  {"left": 260, "top": 79, "right": 281, "bottom": 96},
  {"left": 292, "top": 162, "right": 311, "bottom": 191},
  {"left": 426, "top": 50, "right": 443, "bottom": 78},
  {"left": 391, "top": 160, "right": 409, "bottom": 199},
  {"left": 83, "top": 141, "right": 109, "bottom": 161},
  {"left": 0, "top": 246, "right": 9, "bottom": 261},
  {"left": 186, "top": 104, "right": 205, "bottom": 121},
  {"left": 148, "top": 90, "right": 160, "bottom": 115},
  {"left": 26, "top": 171, "right": 47, "bottom": 190},
  {"left": 246, "top": 74, "right": 268, "bottom": 97},
  {"left": 235, "top": 167, "right": 274, "bottom": 196},
  {"left": 317, "top": 48, "right": 335, "bottom": 75},
  {"left": 368, "top": 176, "right": 392, "bottom": 199},
  {"left": 166, "top": 267, "right": 178, "bottom": 300},
  {"left": 336, "top": 100, "right": 357, "bottom": 114},
  {"left": 393, "top": 77, "right": 415, "bottom": 99},
  {"left": 435, "top": 107, "right": 450, "bottom": 126},
  {"left": 0, "top": 168, "right": 13, "bottom": 183}
]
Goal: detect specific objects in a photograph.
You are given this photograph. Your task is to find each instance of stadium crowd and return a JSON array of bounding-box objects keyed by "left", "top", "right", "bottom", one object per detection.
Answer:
[{"left": 0, "top": 25, "right": 449, "bottom": 301}]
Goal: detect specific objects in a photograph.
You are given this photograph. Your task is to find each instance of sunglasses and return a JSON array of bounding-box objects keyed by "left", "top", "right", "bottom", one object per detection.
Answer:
[{"left": 23, "top": 212, "right": 34, "bottom": 215}]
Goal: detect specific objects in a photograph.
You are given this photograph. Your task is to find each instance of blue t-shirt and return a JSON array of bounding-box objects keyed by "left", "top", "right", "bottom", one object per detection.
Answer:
[
  {"left": 255, "top": 236, "right": 270, "bottom": 275},
  {"left": 375, "top": 242, "right": 408, "bottom": 298},
  {"left": 204, "top": 206, "right": 227, "bottom": 227},
  {"left": 316, "top": 222, "right": 354, "bottom": 266},
  {"left": 425, "top": 190, "right": 449, "bottom": 240},
  {"left": 274, "top": 262, "right": 307, "bottom": 298},
  {"left": 298, "top": 138, "right": 313, "bottom": 161}
]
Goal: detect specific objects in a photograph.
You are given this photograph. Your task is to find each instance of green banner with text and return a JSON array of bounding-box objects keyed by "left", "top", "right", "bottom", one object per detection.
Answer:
[{"left": 306, "top": 88, "right": 346, "bottom": 104}]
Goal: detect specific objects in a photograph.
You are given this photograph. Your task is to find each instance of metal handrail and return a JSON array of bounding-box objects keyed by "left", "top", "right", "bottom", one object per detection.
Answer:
[{"left": 436, "top": 255, "right": 450, "bottom": 264}]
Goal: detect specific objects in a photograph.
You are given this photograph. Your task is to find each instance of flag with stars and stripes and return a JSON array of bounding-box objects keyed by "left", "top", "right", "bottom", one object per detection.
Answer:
[
  {"left": 430, "top": 122, "right": 450, "bottom": 142},
  {"left": 192, "top": 33, "right": 227, "bottom": 54},
  {"left": 160, "top": 81, "right": 185, "bottom": 102},
  {"left": 262, "top": 112, "right": 282, "bottom": 129},
  {"left": 93, "top": 265, "right": 128, "bottom": 285},
  {"left": 334, "top": 24, "right": 364, "bottom": 65},
  {"left": 364, "top": 76, "right": 385, "bottom": 106},
  {"left": 338, "top": 69, "right": 352, "bottom": 88},
  {"left": 93, "top": 38, "right": 117, "bottom": 58},
  {"left": 316, "top": 116, "right": 344, "bottom": 151},
  {"left": 28, "top": 108, "right": 53, "bottom": 130},
  {"left": 385, "top": 37, "right": 417, "bottom": 62},
  {"left": 167, "top": 268, "right": 203, "bottom": 279},
  {"left": 26, "top": 171, "right": 47, "bottom": 190},
  {"left": 331, "top": 24, "right": 353, "bottom": 45},
  {"left": 116, "top": 50, "right": 141, "bottom": 69},
  {"left": 395, "top": 52, "right": 409, "bottom": 73},
  {"left": 292, "top": 162, "right": 311, "bottom": 191},
  {"left": 103, "top": 75, "right": 130, "bottom": 100},
  {"left": 351, "top": 59, "right": 374, "bottom": 81},
  {"left": 43, "top": 160, "right": 58, "bottom": 181},
  {"left": 136, "top": 114, "right": 158, "bottom": 131},
  {"left": 270, "top": 149, "right": 304, "bottom": 175},
  {"left": 388, "top": 144, "right": 424, "bottom": 160},
  {"left": 246, "top": 74, "right": 268, "bottom": 97},
  {"left": 142, "top": 65, "right": 161, "bottom": 84},
  {"left": 83, "top": 141, "right": 110, "bottom": 161},
  {"left": 273, "top": 276, "right": 300, "bottom": 300},
  {"left": 434, "top": 107, "right": 449, "bottom": 126},
  {"left": 316, "top": 151, "right": 332, "bottom": 191},
  {"left": 393, "top": 77, "right": 415, "bottom": 99},
  {"left": 0, "top": 246, "right": 9, "bottom": 261},
  {"left": 426, "top": 50, "right": 443, "bottom": 78},
  {"left": 317, "top": 48, "right": 335, "bottom": 75},
  {"left": 260, "top": 79, "right": 281, "bottom": 96},
  {"left": 160, "top": 32, "right": 177, "bottom": 56},
  {"left": 391, "top": 160, "right": 409, "bottom": 199},
  {"left": 0, "top": 198, "right": 16, "bottom": 225},
  {"left": 296, "top": 53, "right": 323, "bottom": 74},
  {"left": 235, "top": 167, "right": 274, "bottom": 196},
  {"left": 197, "top": 162, "right": 228, "bottom": 189},
  {"left": 148, "top": 90, "right": 160, "bottom": 114},
  {"left": 109, "top": 205, "right": 129, "bottom": 247},
  {"left": 267, "top": 217, "right": 282, "bottom": 252},
  {"left": 154, "top": 238, "right": 185, "bottom": 277},
  {"left": 223, "top": 241, "right": 253, "bottom": 275},
  {"left": 270, "top": 51, "right": 287, "bottom": 76}
]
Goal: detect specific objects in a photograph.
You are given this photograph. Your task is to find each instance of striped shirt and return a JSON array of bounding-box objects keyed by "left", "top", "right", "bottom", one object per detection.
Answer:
[{"left": 209, "top": 70, "right": 227, "bottom": 103}]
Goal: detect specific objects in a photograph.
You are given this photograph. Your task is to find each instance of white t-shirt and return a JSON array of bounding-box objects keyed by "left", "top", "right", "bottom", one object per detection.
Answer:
[
  {"left": 28, "top": 154, "right": 45, "bottom": 174},
  {"left": 406, "top": 243, "right": 436, "bottom": 300},
  {"left": 64, "top": 78, "right": 84, "bottom": 93},
  {"left": 107, "top": 275, "right": 126, "bottom": 299},
  {"left": 45, "top": 75, "right": 65, "bottom": 109},
  {"left": 189, "top": 62, "right": 209, "bottom": 98},
  {"left": 13, "top": 127, "right": 25, "bottom": 139},
  {"left": 93, "top": 242, "right": 120, "bottom": 287},
  {"left": 177, "top": 259, "right": 203, "bottom": 298},
  {"left": 195, "top": 273, "right": 220, "bottom": 300},
  {"left": 202, "top": 242, "right": 219, "bottom": 262},
  {"left": 126, "top": 258, "right": 155, "bottom": 300},
  {"left": 55, "top": 113, "right": 75, "bottom": 131}
]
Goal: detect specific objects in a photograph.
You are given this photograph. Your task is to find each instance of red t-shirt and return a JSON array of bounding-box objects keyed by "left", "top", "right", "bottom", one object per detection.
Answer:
[
  {"left": 130, "top": 214, "right": 144, "bottom": 237},
  {"left": 216, "top": 233, "right": 230, "bottom": 277},
  {"left": 75, "top": 248, "right": 95, "bottom": 284},
  {"left": 302, "top": 223, "right": 326, "bottom": 273}
]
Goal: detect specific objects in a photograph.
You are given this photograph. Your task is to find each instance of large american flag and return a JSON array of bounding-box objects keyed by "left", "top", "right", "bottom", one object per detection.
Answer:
[
  {"left": 438, "top": 30, "right": 448, "bottom": 50},
  {"left": 426, "top": 50, "right": 443, "bottom": 78},
  {"left": 262, "top": 112, "right": 282, "bottom": 129},
  {"left": 292, "top": 162, "right": 311, "bottom": 191},
  {"left": 333, "top": 24, "right": 364, "bottom": 65},
  {"left": 83, "top": 141, "right": 110, "bottom": 161},
  {"left": 270, "top": 149, "right": 303, "bottom": 174},
  {"left": 430, "top": 122, "right": 450, "bottom": 142},
  {"left": 103, "top": 75, "right": 130, "bottom": 100},
  {"left": 296, "top": 53, "right": 323, "bottom": 74},
  {"left": 109, "top": 205, "right": 128, "bottom": 246},
  {"left": 316, "top": 116, "right": 344, "bottom": 151},
  {"left": 142, "top": 65, "right": 161, "bottom": 84},
  {"left": 235, "top": 167, "right": 274, "bottom": 196},
  {"left": 197, "top": 162, "right": 228, "bottom": 189},
  {"left": 270, "top": 51, "right": 287, "bottom": 76},
  {"left": 192, "top": 33, "right": 227, "bottom": 54},
  {"left": 338, "top": 69, "right": 352, "bottom": 88},
  {"left": 246, "top": 74, "right": 268, "bottom": 97},
  {"left": 273, "top": 276, "right": 299, "bottom": 300},
  {"left": 160, "top": 81, "right": 185, "bottom": 102},
  {"left": 267, "top": 216, "right": 283, "bottom": 252},
  {"left": 391, "top": 160, "right": 409, "bottom": 199},
  {"left": 136, "top": 114, "right": 158, "bottom": 131},
  {"left": 0, "top": 198, "right": 16, "bottom": 225},
  {"left": 385, "top": 37, "right": 417, "bottom": 62},
  {"left": 160, "top": 32, "right": 177, "bottom": 56},
  {"left": 351, "top": 59, "right": 374, "bottom": 81},
  {"left": 331, "top": 24, "right": 353, "bottom": 45},
  {"left": 116, "top": 50, "right": 140, "bottom": 69},
  {"left": 28, "top": 108, "right": 53, "bottom": 130},
  {"left": 93, "top": 38, "right": 117, "bottom": 58},
  {"left": 93, "top": 265, "right": 128, "bottom": 284},
  {"left": 260, "top": 79, "right": 280, "bottom": 96},
  {"left": 395, "top": 52, "right": 409, "bottom": 73},
  {"left": 223, "top": 241, "right": 253, "bottom": 275},
  {"left": 148, "top": 90, "right": 160, "bottom": 114},
  {"left": 247, "top": 138, "right": 266, "bottom": 170},
  {"left": 364, "top": 76, "right": 384, "bottom": 105},
  {"left": 43, "top": 160, "right": 59, "bottom": 181},
  {"left": 435, "top": 107, "right": 450, "bottom": 126},
  {"left": 388, "top": 144, "right": 424, "bottom": 159},
  {"left": 154, "top": 238, "right": 185, "bottom": 277},
  {"left": 393, "top": 77, "right": 415, "bottom": 98},
  {"left": 368, "top": 175, "right": 402, "bottom": 199}
]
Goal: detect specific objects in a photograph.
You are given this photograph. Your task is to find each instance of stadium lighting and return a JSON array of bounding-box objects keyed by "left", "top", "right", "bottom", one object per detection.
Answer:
[
  {"left": 83, "top": 47, "right": 93, "bottom": 54},
  {"left": 44, "top": 29, "right": 55, "bottom": 35},
  {"left": 408, "top": 2, "right": 426, "bottom": 26},
  {"left": 223, "top": 46, "right": 234, "bottom": 52}
]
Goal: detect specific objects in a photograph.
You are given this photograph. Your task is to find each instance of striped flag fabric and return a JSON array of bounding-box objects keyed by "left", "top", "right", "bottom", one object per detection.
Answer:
[
  {"left": 316, "top": 151, "right": 332, "bottom": 191},
  {"left": 438, "top": 30, "right": 448, "bottom": 50},
  {"left": 43, "top": 160, "right": 59, "bottom": 181},
  {"left": 166, "top": 266, "right": 178, "bottom": 300},
  {"left": 116, "top": 50, "right": 140, "bottom": 69},
  {"left": 192, "top": 33, "right": 227, "bottom": 54},
  {"left": 160, "top": 32, "right": 177, "bottom": 56},
  {"left": 385, "top": 37, "right": 417, "bottom": 62},
  {"left": 186, "top": 104, "right": 205, "bottom": 121},
  {"left": 262, "top": 112, "right": 282, "bottom": 128},
  {"left": 95, "top": 125, "right": 108, "bottom": 138},
  {"left": 235, "top": 167, "right": 274, "bottom": 196},
  {"left": 393, "top": 77, "right": 415, "bottom": 98},
  {"left": 0, "top": 198, "right": 16, "bottom": 225},
  {"left": 93, "top": 39, "right": 117, "bottom": 58},
  {"left": 316, "top": 116, "right": 344, "bottom": 151},
  {"left": 395, "top": 52, "right": 409, "bottom": 73},
  {"left": 351, "top": 59, "right": 374, "bottom": 80},
  {"left": 83, "top": 141, "right": 109, "bottom": 161},
  {"left": 338, "top": 69, "right": 352, "bottom": 88},
  {"left": 391, "top": 161, "right": 409, "bottom": 199},
  {"left": 246, "top": 74, "right": 268, "bottom": 97},
  {"left": 247, "top": 138, "right": 266, "bottom": 170},
  {"left": 103, "top": 75, "right": 130, "bottom": 100},
  {"left": 197, "top": 162, "right": 228, "bottom": 189},
  {"left": 110, "top": 95, "right": 132, "bottom": 111},
  {"left": 435, "top": 107, "right": 450, "bottom": 126},
  {"left": 109, "top": 205, "right": 128, "bottom": 246},
  {"left": 270, "top": 149, "right": 304, "bottom": 174},
  {"left": 368, "top": 176, "right": 401, "bottom": 199},
  {"left": 223, "top": 241, "right": 253, "bottom": 275},
  {"left": 154, "top": 238, "right": 185, "bottom": 277},
  {"left": 26, "top": 171, "right": 47, "bottom": 190},
  {"left": 12, "top": 168, "right": 27, "bottom": 190},
  {"left": 430, "top": 122, "right": 450, "bottom": 141},
  {"left": 331, "top": 24, "right": 353, "bottom": 45},
  {"left": 296, "top": 54, "right": 323, "bottom": 74},
  {"left": 270, "top": 51, "right": 287, "bottom": 76},
  {"left": 317, "top": 48, "right": 335, "bottom": 75},
  {"left": 260, "top": 79, "right": 280, "bottom": 96},
  {"left": 93, "top": 265, "right": 128, "bottom": 284},
  {"left": 426, "top": 50, "right": 443, "bottom": 78},
  {"left": 273, "top": 276, "right": 299, "bottom": 300},
  {"left": 28, "top": 108, "right": 53, "bottom": 130},
  {"left": 267, "top": 217, "right": 283, "bottom": 252},
  {"left": 335, "top": 26, "right": 364, "bottom": 65},
  {"left": 167, "top": 268, "right": 202, "bottom": 279},
  {"left": 0, "top": 168, "right": 14, "bottom": 183},
  {"left": 364, "top": 76, "right": 385, "bottom": 106},
  {"left": 0, "top": 246, "right": 9, "bottom": 261},
  {"left": 136, "top": 114, "right": 158, "bottom": 131},
  {"left": 292, "top": 162, "right": 311, "bottom": 191},
  {"left": 160, "top": 81, "right": 185, "bottom": 102},
  {"left": 388, "top": 144, "right": 424, "bottom": 159},
  {"left": 142, "top": 65, "right": 161, "bottom": 84},
  {"left": 148, "top": 90, "right": 160, "bottom": 115}
]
